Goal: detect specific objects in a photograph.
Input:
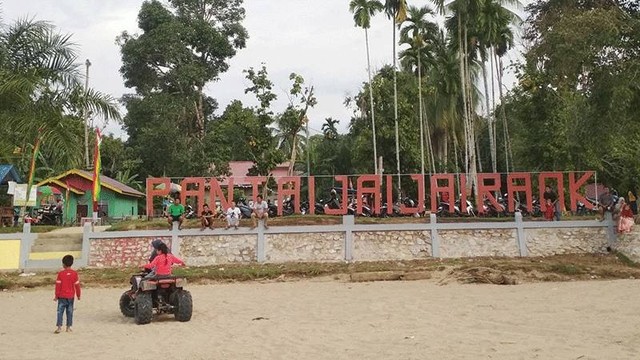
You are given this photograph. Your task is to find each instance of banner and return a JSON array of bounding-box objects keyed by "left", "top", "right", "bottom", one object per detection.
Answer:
[{"left": 13, "top": 184, "right": 37, "bottom": 207}]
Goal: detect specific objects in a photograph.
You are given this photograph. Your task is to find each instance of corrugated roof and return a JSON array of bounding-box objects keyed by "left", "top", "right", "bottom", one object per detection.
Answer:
[
  {"left": 74, "top": 169, "right": 145, "bottom": 197},
  {"left": 0, "top": 164, "right": 22, "bottom": 184}
]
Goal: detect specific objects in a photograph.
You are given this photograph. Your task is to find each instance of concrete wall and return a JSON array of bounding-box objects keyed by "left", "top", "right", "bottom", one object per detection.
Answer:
[
  {"left": 88, "top": 236, "right": 171, "bottom": 267},
  {"left": 181, "top": 235, "right": 256, "bottom": 266},
  {"left": 79, "top": 214, "right": 617, "bottom": 269},
  {"left": 0, "top": 214, "right": 624, "bottom": 271},
  {"left": 614, "top": 228, "right": 640, "bottom": 262},
  {"left": 353, "top": 231, "right": 431, "bottom": 261}
]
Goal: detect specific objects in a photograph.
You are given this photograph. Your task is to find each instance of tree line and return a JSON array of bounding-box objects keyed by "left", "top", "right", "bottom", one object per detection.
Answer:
[{"left": 1, "top": 0, "right": 639, "bottom": 200}]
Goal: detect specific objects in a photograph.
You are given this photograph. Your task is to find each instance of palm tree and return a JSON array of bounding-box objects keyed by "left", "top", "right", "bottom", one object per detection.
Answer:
[
  {"left": 322, "top": 118, "right": 339, "bottom": 140},
  {"left": 400, "top": 5, "right": 438, "bottom": 177},
  {"left": 434, "top": 0, "right": 486, "bottom": 199},
  {"left": 384, "top": 0, "right": 407, "bottom": 192},
  {"left": 0, "top": 19, "right": 120, "bottom": 175},
  {"left": 476, "top": 0, "right": 522, "bottom": 173},
  {"left": 349, "top": 0, "right": 384, "bottom": 175}
]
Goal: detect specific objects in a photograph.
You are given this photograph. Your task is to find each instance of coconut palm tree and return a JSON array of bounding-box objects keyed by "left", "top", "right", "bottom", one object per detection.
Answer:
[
  {"left": 400, "top": 5, "right": 439, "bottom": 177},
  {"left": 384, "top": 0, "right": 407, "bottom": 191},
  {"left": 349, "top": 0, "right": 384, "bottom": 175},
  {"left": 0, "top": 19, "right": 120, "bottom": 175}
]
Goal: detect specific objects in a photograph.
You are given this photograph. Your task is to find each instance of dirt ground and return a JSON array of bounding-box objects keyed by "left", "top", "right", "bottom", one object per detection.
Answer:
[{"left": 1, "top": 278, "right": 639, "bottom": 360}]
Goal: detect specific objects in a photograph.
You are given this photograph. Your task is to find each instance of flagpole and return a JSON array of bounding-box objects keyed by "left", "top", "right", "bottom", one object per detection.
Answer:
[
  {"left": 92, "top": 129, "right": 102, "bottom": 224},
  {"left": 20, "top": 132, "right": 42, "bottom": 225}
]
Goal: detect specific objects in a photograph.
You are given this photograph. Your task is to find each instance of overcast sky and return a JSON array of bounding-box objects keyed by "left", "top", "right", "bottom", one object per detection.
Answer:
[{"left": 3, "top": 0, "right": 527, "bottom": 139}]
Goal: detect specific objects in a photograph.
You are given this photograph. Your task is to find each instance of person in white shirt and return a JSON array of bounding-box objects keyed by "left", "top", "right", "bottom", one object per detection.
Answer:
[
  {"left": 251, "top": 194, "right": 269, "bottom": 229},
  {"left": 225, "top": 201, "right": 241, "bottom": 229}
]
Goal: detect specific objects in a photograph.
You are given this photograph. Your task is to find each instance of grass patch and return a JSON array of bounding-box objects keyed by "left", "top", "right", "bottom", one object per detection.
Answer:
[
  {"left": 2, "top": 254, "right": 639, "bottom": 291},
  {"left": 613, "top": 250, "right": 639, "bottom": 268},
  {"left": 0, "top": 225, "right": 60, "bottom": 234},
  {"left": 549, "top": 264, "right": 584, "bottom": 275}
]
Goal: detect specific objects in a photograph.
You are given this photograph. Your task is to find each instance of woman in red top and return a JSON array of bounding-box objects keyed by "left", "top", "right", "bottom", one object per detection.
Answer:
[{"left": 143, "top": 243, "right": 185, "bottom": 276}]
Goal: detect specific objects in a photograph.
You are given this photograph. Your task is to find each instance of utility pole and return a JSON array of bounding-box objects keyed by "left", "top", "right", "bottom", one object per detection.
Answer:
[{"left": 84, "top": 59, "right": 92, "bottom": 170}]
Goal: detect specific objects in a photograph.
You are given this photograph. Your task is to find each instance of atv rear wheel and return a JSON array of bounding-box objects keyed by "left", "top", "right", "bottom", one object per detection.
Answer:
[
  {"left": 174, "top": 290, "right": 193, "bottom": 322},
  {"left": 134, "top": 292, "right": 153, "bottom": 325},
  {"left": 119, "top": 291, "right": 135, "bottom": 318}
]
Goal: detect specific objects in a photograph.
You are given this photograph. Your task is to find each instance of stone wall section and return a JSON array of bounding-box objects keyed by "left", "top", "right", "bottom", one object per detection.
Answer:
[
  {"left": 89, "top": 236, "right": 171, "bottom": 267},
  {"left": 525, "top": 228, "right": 607, "bottom": 256},
  {"left": 180, "top": 235, "right": 256, "bottom": 266},
  {"left": 439, "top": 229, "right": 518, "bottom": 258},
  {"left": 265, "top": 232, "right": 343, "bottom": 263},
  {"left": 353, "top": 231, "right": 431, "bottom": 261},
  {"left": 612, "top": 229, "right": 640, "bottom": 262}
]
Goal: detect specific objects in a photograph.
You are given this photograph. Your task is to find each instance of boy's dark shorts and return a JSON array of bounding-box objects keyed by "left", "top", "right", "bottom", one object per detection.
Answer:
[{"left": 170, "top": 215, "right": 181, "bottom": 222}]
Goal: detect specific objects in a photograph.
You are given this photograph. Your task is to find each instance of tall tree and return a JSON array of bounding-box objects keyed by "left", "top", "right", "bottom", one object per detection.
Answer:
[
  {"left": 118, "top": 0, "right": 248, "bottom": 177},
  {"left": 349, "top": 0, "right": 384, "bottom": 175},
  {"left": 475, "top": 0, "right": 521, "bottom": 173},
  {"left": 384, "top": 0, "right": 407, "bottom": 193},
  {"left": 400, "top": 5, "right": 439, "bottom": 176}
]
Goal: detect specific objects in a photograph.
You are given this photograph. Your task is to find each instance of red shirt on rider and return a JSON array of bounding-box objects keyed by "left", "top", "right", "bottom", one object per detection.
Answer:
[{"left": 143, "top": 243, "right": 185, "bottom": 276}]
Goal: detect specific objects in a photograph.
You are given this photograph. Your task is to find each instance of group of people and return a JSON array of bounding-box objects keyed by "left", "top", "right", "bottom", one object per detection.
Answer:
[{"left": 165, "top": 195, "right": 270, "bottom": 231}]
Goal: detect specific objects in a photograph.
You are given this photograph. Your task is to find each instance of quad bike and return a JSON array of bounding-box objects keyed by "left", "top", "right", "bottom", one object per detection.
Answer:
[{"left": 119, "top": 272, "right": 193, "bottom": 325}]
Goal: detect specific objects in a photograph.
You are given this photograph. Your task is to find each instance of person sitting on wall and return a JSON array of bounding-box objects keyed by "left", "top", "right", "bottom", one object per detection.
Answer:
[
  {"left": 598, "top": 187, "right": 614, "bottom": 221},
  {"left": 200, "top": 204, "right": 215, "bottom": 231},
  {"left": 250, "top": 194, "right": 269, "bottom": 230},
  {"left": 226, "top": 201, "right": 241, "bottom": 230},
  {"left": 166, "top": 197, "right": 185, "bottom": 230},
  {"left": 617, "top": 198, "right": 635, "bottom": 234}
]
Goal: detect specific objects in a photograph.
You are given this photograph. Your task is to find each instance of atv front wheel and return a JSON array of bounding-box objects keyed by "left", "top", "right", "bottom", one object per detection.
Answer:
[
  {"left": 134, "top": 292, "right": 153, "bottom": 325},
  {"left": 119, "top": 291, "right": 135, "bottom": 318},
  {"left": 174, "top": 290, "right": 193, "bottom": 322}
]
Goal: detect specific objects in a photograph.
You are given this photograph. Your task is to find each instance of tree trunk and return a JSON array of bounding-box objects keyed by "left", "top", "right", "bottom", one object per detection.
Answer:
[
  {"left": 482, "top": 55, "right": 496, "bottom": 173},
  {"left": 365, "top": 28, "right": 379, "bottom": 175},
  {"left": 393, "top": 18, "right": 401, "bottom": 193},
  {"left": 195, "top": 89, "right": 205, "bottom": 139},
  {"left": 496, "top": 53, "right": 513, "bottom": 172},
  {"left": 464, "top": 26, "right": 478, "bottom": 201},
  {"left": 418, "top": 52, "right": 425, "bottom": 177},
  {"left": 490, "top": 47, "right": 497, "bottom": 171},
  {"left": 458, "top": 16, "right": 471, "bottom": 194}
]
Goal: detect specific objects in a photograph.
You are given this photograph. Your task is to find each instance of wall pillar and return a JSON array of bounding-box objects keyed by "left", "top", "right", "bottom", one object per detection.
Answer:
[
  {"left": 430, "top": 214, "right": 440, "bottom": 258},
  {"left": 343, "top": 215, "right": 354, "bottom": 261},
  {"left": 515, "top": 212, "right": 528, "bottom": 257}
]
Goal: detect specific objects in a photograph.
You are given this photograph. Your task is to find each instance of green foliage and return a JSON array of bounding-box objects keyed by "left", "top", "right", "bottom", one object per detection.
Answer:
[
  {"left": 506, "top": 0, "right": 640, "bottom": 191},
  {"left": 0, "top": 19, "right": 120, "bottom": 177},
  {"left": 118, "top": 0, "right": 248, "bottom": 178},
  {"left": 348, "top": 66, "right": 422, "bottom": 177}
]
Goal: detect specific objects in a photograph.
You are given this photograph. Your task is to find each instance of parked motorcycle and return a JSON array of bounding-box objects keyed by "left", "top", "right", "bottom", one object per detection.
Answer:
[
  {"left": 237, "top": 198, "right": 253, "bottom": 219},
  {"left": 183, "top": 205, "right": 197, "bottom": 219}
]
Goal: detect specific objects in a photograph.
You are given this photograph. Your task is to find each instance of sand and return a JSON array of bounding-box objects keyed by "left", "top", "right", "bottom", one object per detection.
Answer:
[{"left": 1, "top": 279, "right": 639, "bottom": 360}]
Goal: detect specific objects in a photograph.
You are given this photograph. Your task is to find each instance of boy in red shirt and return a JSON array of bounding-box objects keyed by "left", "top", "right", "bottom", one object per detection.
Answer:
[{"left": 54, "top": 255, "right": 81, "bottom": 334}]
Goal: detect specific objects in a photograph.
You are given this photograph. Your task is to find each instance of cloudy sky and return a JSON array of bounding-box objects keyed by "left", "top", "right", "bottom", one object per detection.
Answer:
[{"left": 3, "top": 0, "right": 527, "bottom": 139}]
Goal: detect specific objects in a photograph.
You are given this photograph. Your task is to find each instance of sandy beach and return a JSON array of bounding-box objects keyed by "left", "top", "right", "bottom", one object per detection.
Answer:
[{"left": 1, "top": 279, "right": 639, "bottom": 360}]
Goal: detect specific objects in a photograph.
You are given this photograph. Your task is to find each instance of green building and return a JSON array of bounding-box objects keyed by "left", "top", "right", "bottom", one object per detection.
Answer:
[{"left": 37, "top": 169, "right": 144, "bottom": 224}]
